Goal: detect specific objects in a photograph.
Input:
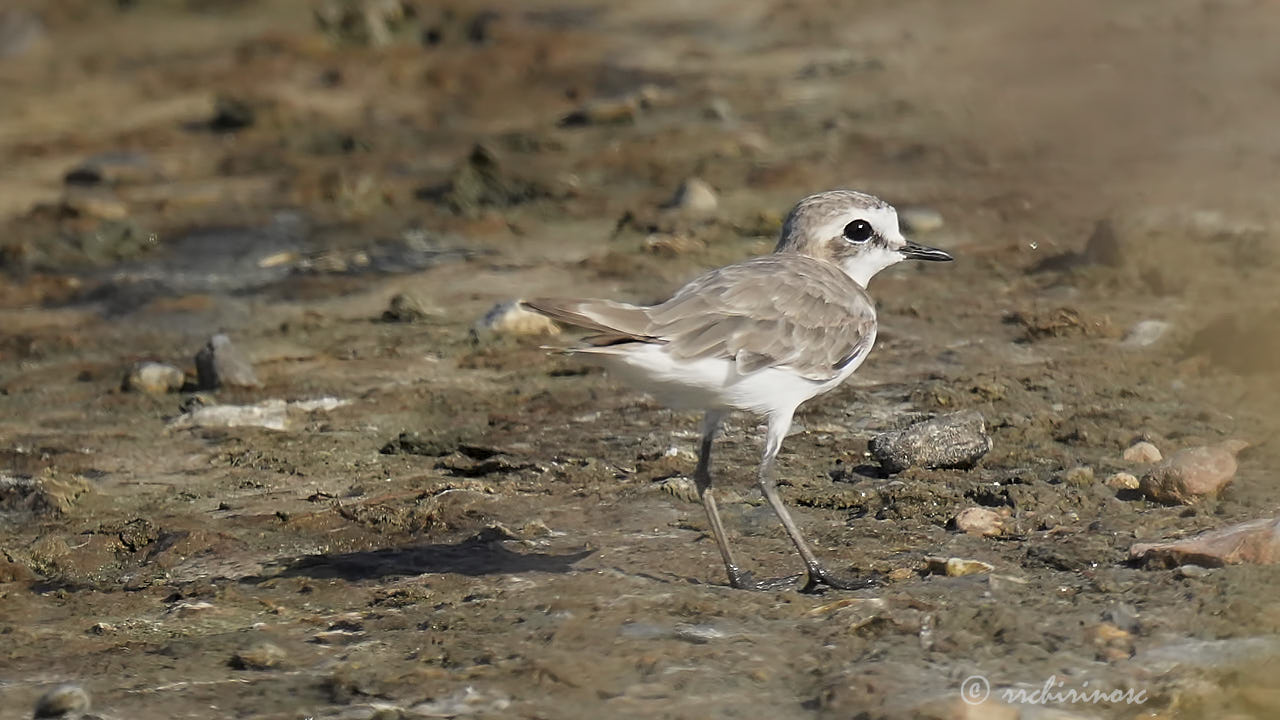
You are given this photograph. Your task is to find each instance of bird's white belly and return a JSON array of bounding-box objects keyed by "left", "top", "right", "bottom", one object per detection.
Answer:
[{"left": 598, "top": 342, "right": 872, "bottom": 416}]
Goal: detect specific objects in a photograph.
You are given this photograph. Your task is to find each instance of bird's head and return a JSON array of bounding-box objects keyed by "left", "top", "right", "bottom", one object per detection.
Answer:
[{"left": 775, "top": 190, "right": 952, "bottom": 286}]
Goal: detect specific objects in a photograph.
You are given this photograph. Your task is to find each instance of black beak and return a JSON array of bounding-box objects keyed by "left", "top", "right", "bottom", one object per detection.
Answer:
[{"left": 900, "top": 241, "right": 953, "bottom": 262}]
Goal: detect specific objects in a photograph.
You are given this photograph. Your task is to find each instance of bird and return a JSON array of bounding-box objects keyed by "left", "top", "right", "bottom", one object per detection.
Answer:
[{"left": 523, "top": 190, "right": 953, "bottom": 591}]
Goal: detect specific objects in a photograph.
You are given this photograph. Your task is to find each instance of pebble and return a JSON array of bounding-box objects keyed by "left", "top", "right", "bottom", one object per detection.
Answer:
[
  {"left": 704, "top": 97, "right": 735, "bottom": 122},
  {"left": 0, "top": 9, "right": 46, "bottom": 59},
  {"left": 380, "top": 292, "right": 432, "bottom": 322},
  {"left": 33, "top": 684, "right": 90, "bottom": 718},
  {"left": 408, "top": 686, "right": 511, "bottom": 717},
  {"left": 1062, "top": 465, "right": 1095, "bottom": 487},
  {"left": 168, "top": 600, "right": 215, "bottom": 617},
  {"left": 1106, "top": 471, "right": 1140, "bottom": 490},
  {"left": 1122, "top": 319, "right": 1172, "bottom": 348},
  {"left": 658, "top": 476, "right": 699, "bottom": 503},
  {"left": 868, "top": 410, "right": 992, "bottom": 473},
  {"left": 195, "top": 334, "right": 261, "bottom": 390},
  {"left": 662, "top": 177, "right": 719, "bottom": 216},
  {"left": 477, "top": 300, "right": 560, "bottom": 338},
  {"left": 898, "top": 206, "right": 945, "bottom": 234},
  {"left": 953, "top": 507, "right": 1004, "bottom": 537},
  {"left": 121, "top": 361, "right": 185, "bottom": 395},
  {"left": 1139, "top": 439, "right": 1248, "bottom": 504},
  {"left": 1123, "top": 440, "right": 1163, "bottom": 464},
  {"left": 926, "top": 556, "right": 994, "bottom": 577},
  {"left": 312, "top": 629, "right": 366, "bottom": 645},
  {"left": 1175, "top": 564, "right": 1212, "bottom": 579},
  {"left": 1, "top": 471, "right": 91, "bottom": 515},
  {"left": 643, "top": 233, "right": 706, "bottom": 256},
  {"left": 1130, "top": 516, "right": 1280, "bottom": 568},
  {"left": 558, "top": 97, "right": 640, "bottom": 127},
  {"left": 168, "top": 397, "right": 349, "bottom": 431},
  {"left": 231, "top": 642, "right": 288, "bottom": 670}
]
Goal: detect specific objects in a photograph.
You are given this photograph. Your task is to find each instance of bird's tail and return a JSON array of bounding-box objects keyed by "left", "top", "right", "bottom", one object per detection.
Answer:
[{"left": 521, "top": 298, "right": 655, "bottom": 346}]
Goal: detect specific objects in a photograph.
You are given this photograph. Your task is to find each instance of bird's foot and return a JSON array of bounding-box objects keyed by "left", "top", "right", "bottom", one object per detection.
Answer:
[
  {"left": 797, "top": 565, "right": 881, "bottom": 594},
  {"left": 726, "top": 568, "right": 804, "bottom": 592}
]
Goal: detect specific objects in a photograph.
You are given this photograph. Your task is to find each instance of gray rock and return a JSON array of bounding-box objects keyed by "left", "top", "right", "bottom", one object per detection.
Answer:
[
  {"left": 231, "top": 642, "right": 288, "bottom": 670},
  {"left": 0, "top": 9, "right": 45, "bottom": 60},
  {"left": 380, "top": 292, "right": 431, "bottom": 323},
  {"left": 662, "top": 177, "right": 719, "bottom": 216},
  {"left": 122, "top": 361, "right": 185, "bottom": 395},
  {"left": 477, "top": 301, "right": 559, "bottom": 338},
  {"left": 1130, "top": 516, "right": 1280, "bottom": 568},
  {"left": 953, "top": 507, "right": 1004, "bottom": 537},
  {"left": 1123, "top": 440, "right": 1163, "bottom": 464},
  {"left": 1139, "top": 439, "right": 1248, "bottom": 504},
  {"left": 34, "top": 684, "right": 90, "bottom": 718},
  {"left": 869, "top": 410, "right": 992, "bottom": 473},
  {"left": 898, "top": 206, "right": 945, "bottom": 234},
  {"left": 1106, "top": 471, "right": 1140, "bottom": 490},
  {"left": 195, "top": 334, "right": 260, "bottom": 390},
  {"left": 1122, "top": 319, "right": 1172, "bottom": 348}
]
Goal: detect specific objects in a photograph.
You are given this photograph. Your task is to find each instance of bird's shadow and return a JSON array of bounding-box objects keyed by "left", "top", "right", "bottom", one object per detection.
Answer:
[{"left": 246, "top": 534, "right": 594, "bottom": 583}]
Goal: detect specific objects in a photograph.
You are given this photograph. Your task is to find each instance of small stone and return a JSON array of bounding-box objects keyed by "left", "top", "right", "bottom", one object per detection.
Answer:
[
  {"left": 1082, "top": 218, "right": 1124, "bottom": 267},
  {"left": 1063, "top": 465, "right": 1095, "bottom": 487},
  {"left": 477, "top": 300, "right": 560, "bottom": 338},
  {"left": 704, "top": 97, "right": 734, "bottom": 122},
  {"left": 926, "top": 556, "right": 994, "bottom": 577},
  {"left": 169, "top": 601, "right": 215, "bottom": 617},
  {"left": 195, "top": 334, "right": 261, "bottom": 390},
  {"left": 1122, "top": 320, "right": 1172, "bottom": 348},
  {"left": 1106, "top": 472, "right": 1140, "bottom": 490},
  {"left": 662, "top": 177, "right": 718, "bottom": 216},
  {"left": 62, "top": 192, "right": 129, "bottom": 220},
  {"left": 1123, "top": 440, "right": 1163, "bottom": 464},
  {"left": 658, "top": 476, "right": 699, "bottom": 503},
  {"left": 886, "top": 567, "right": 914, "bottom": 581},
  {"left": 1130, "top": 516, "right": 1280, "bottom": 568},
  {"left": 898, "top": 206, "right": 945, "bottom": 234},
  {"left": 33, "top": 684, "right": 90, "bottom": 718},
  {"left": 122, "top": 361, "right": 185, "bottom": 395},
  {"left": 558, "top": 97, "right": 639, "bottom": 127},
  {"left": 869, "top": 410, "right": 992, "bottom": 473},
  {"left": 0, "top": 9, "right": 46, "bottom": 59},
  {"left": 88, "top": 622, "right": 115, "bottom": 635},
  {"left": 231, "top": 642, "right": 288, "bottom": 670},
  {"left": 0, "top": 552, "right": 36, "bottom": 583},
  {"left": 380, "top": 292, "right": 431, "bottom": 322},
  {"left": 945, "top": 557, "right": 994, "bottom": 576},
  {"left": 953, "top": 507, "right": 1004, "bottom": 537},
  {"left": 1139, "top": 439, "right": 1248, "bottom": 504},
  {"left": 312, "top": 629, "right": 365, "bottom": 645},
  {"left": 643, "top": 233, "right": 706, "bottom": 256},
  {"left": 1175, "top": 564, "right": 1212, "bottom": 579},
  {"left": 209, "top": 95, "right": 256, "bottom": 132},
  {"left": 0, "top": 471, "right": 91, "bottom": 515}
]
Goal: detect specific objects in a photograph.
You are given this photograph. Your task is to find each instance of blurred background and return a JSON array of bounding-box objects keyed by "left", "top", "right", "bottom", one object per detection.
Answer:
[{"left": 1, "top": 1, "right": 1278, "bottom": 719}]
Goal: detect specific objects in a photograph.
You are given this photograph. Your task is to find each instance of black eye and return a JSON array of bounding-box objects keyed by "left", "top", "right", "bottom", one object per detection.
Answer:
[{"left": 843, "top": 219, "right": 874, "bottom": 243}]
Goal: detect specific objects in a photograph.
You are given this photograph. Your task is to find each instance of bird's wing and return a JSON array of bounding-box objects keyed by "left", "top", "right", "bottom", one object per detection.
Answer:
[{"left": 644, "top": 255, "right": 876, "bottom": 381}]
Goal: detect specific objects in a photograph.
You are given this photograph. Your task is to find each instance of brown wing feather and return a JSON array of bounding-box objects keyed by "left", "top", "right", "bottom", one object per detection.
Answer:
[
  {"left": 520, "top": 298, "right": 654, "bottom": 342},
  {"left": 524, "top": 255, "right": 875, "bottom": 381},
  {"left": 645, "top": 254, "right": 876, "bottom": 381}
]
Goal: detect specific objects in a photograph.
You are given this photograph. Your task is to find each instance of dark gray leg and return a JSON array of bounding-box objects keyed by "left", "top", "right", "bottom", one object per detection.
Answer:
[
  {"left": 693, "top": 410, "right": 749, "bottom": 586},
  {"left": 755, "top": 411, "right": 876, "bottom": 592}
]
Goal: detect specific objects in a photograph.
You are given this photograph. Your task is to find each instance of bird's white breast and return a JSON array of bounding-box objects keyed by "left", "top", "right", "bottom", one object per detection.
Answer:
[{"left": 597, "top": 328, "right": 876, "bottom": 417}]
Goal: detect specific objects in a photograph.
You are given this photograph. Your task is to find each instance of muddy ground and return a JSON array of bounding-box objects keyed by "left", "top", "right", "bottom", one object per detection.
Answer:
[{"left": 2, "top": 1, "right": 1279, "bottom": 718}]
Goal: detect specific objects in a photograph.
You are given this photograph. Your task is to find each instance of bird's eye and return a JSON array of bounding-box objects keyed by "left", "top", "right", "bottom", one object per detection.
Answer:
[{"left": 843, "top": 219, "right": 874, "bottom": 243}]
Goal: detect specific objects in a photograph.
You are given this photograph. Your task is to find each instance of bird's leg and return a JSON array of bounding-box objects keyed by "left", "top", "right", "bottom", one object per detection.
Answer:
[
  {"left": 693, "top": 410, "right": 753, "bottom": 588},
  {"left": 755, "top": 411, "right": 876, "bottom": 593}
]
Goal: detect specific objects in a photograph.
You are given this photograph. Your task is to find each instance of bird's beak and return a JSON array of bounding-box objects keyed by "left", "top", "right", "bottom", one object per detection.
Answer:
[{"left": 899, "top": 241, "right": 953, "bottom": 262}]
